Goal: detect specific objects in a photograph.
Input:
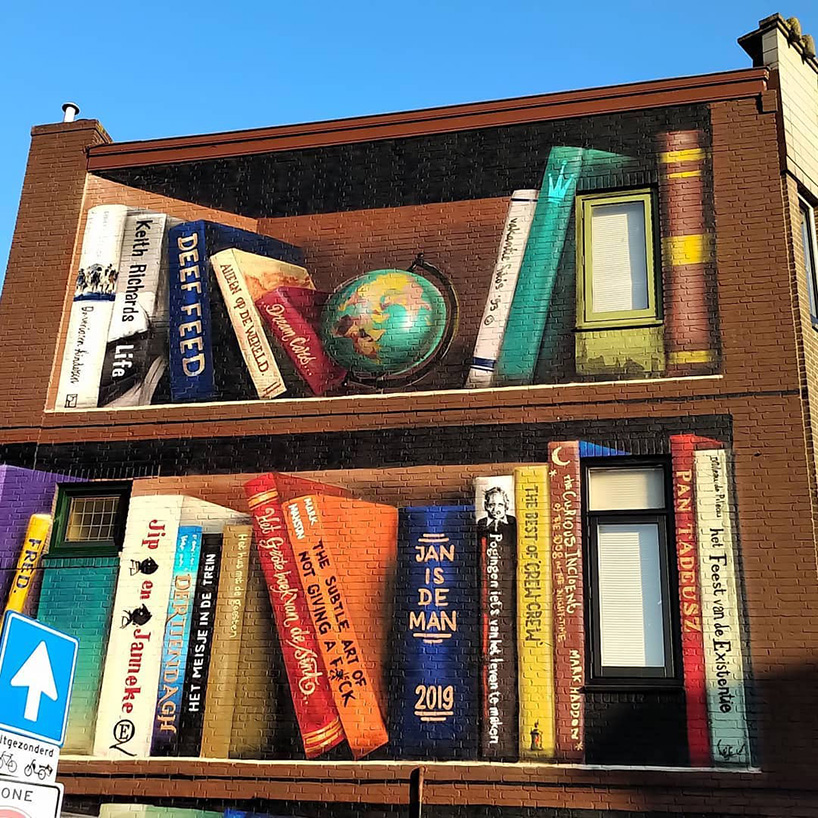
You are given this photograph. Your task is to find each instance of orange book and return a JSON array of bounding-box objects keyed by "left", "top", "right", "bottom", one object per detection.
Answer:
[{"left": 284, "top": 494, "right": 397, "bottom": 758}]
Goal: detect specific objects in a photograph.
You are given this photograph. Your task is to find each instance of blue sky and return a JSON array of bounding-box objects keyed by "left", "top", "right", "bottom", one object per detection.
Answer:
[{"left": 0, "top": 1, "right": 815, "bottom": 290}]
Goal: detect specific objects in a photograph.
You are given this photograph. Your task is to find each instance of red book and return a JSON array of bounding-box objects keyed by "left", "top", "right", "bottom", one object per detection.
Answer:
[
  {"left": 255, "top": 287, "right": 347, "bottom": 396},
  {"left": 657, "top": 130, "right": 717, "bottom": 374},
  {"left": 244, "top": 472, "right": 351, "bottom": 758},
  {"left": 548, "top": 441, "right": 585, "bottom": 762},
  {"left": 670, "top": 434, "right": 718, "bottom": 766}
]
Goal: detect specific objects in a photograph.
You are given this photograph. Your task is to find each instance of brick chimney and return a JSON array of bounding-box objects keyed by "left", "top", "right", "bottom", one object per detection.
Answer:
[{"left": 739, "top": 13, "right": 818, "bottom": 193}]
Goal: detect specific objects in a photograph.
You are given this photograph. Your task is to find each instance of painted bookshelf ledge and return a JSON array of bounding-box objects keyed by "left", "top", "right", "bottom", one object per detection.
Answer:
[
  {"left": 55, "top": 759, "right": 813, "bottom": 814},
  {"left": 32, "top": 374, "right": 734, "bottom": 438}
]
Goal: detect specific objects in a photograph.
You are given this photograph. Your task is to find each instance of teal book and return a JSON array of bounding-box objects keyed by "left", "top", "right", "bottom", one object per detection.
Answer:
[
  {"left": 151, "top": 525, "right": 203, "bottom": 755},
  {"left": 494, "top": 146, "right": 586, "bottom": 385}
]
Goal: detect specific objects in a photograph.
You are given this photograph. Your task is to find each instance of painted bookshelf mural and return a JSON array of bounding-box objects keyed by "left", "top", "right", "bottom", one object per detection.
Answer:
[
  {"left": 54, "top": 127, "right": 718, "bottom": 411},
  {"left": 0, "top": 432, "right": 751, "bottom": 768}
]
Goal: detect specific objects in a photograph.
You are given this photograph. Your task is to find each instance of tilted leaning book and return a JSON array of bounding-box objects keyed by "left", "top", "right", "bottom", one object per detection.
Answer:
[
  {"left": 548, "top": 441, "right": 585, "bottom": 762},
  {"left": 466, "top": 190, "right": 539, "bottom": 388},
  {"left": 167, "top": 221, "right": 303, "bottom": 402},
  {"left": 56, "top": 204, "right": 128, "bottom": 409},
  {"left": 4, "top": 513, "right": 51, "bottom": 615},
  {"left": 199, "top": 524, "right": 253, "bottom": 758},
  {"left": 391, "top": 505, "right": 479, "bottom": 759},
  {"left": 94, "top": 495, "right": 246, "bottom": 758},
  {"left": 99, "top": 212, "right": 178, "bottom": 408},
  {"left": 473, "top": 475, "right": 518, "bottom": 760},
  {"left": 176, "top": 532, "right": 223, "bottom": 757},
  {"left": 514, "top": 465, "right": 556, "bottom": 760},
  {"left": 244, "top": 473, "right": 349, "bottom": 759},
  {"left": 209, "top": 249, "right": 287, "bottom": 400},
  {"left": 285, "top": 494, "right": 395, "bottom": 759},
  {"left": 494, "top": 149, "right": 585, "bottom": 385},
  {"left": 151, "top": 525, "right": 203, "bottom": 756},
  {"left": 257, "top": 286, "right": 348, "bottom": 396}
]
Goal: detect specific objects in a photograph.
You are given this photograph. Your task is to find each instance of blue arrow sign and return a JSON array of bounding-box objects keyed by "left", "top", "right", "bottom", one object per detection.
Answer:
[{"left": 0, "top": 612, "right": 78, "bottom": 746}]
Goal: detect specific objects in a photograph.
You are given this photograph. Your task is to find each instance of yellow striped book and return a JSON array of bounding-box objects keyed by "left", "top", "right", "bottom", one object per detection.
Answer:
[{"left": 514, "top": 466, "right": 556, "bottom": 759}]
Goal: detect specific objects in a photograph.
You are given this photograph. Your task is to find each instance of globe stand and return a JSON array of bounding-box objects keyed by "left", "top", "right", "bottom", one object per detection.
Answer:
[{"left": 345, "top": 253, "right": 460, "bottom": 390}]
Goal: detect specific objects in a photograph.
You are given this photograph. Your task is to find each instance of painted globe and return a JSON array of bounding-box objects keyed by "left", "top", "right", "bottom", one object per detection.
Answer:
[{"left": 320, "top": 269, "right": 449, "bottom": 377}]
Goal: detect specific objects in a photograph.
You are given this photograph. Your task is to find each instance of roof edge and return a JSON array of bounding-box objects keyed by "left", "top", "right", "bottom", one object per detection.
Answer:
[{"left": 87, "top": 67, "right": 769, "bottom": 172}]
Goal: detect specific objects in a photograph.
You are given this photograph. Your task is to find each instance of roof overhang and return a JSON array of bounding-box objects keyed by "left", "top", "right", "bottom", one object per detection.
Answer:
[{"left": 87, "top": 67, "right": 769, "bottom": 172}]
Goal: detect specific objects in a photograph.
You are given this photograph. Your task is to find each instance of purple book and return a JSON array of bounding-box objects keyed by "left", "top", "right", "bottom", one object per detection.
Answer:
[{"left": 0, "top": 466, "right": 80, "bottom": 608}]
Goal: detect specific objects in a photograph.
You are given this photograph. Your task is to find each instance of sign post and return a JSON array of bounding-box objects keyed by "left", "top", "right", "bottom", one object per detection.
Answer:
[{"left": 0, "top": 611, "right": 78, "bottom": 800}]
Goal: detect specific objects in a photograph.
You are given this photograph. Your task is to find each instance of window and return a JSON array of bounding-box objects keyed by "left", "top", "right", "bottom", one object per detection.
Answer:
[
  {"left": 585, "top": 463, "right": 676, "bottom": 681},
  {"left": 576, "top": 190, "right": 659, "bottom": 328},
  {"left": 51, "top": 482, "right": 131, "bottom": 557},
  {"left": 799, "top": 198, "right": 818, "bottom": 325}
]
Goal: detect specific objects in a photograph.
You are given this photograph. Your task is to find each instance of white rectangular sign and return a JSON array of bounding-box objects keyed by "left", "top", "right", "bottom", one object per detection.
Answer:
[
  {"left": 0, "top": 729, "right": 58, "bottom": 784},
  {"left": 0, "top": 778, "right": 63, "bottom": 818}
]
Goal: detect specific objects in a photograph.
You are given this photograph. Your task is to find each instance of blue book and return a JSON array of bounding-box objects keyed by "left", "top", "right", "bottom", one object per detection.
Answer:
[
  {"left": 167, "top": 221, "right": 304, "bottom": 402},
  {"left": 391, "top": 505, "right": 479, "bottom": 759},
  {"left": 151, "top": 525, "right": 203, "bottom": 755}
]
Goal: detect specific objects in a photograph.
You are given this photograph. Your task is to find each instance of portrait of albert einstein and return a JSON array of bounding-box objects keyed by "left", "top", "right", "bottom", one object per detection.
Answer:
[{"left": 476, "top": 485, "right": 517, "bottom": 539}]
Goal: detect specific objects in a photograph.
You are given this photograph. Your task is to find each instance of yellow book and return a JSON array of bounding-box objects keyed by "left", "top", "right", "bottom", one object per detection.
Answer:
[
  {"left": 5, "top": 514, "right": 51, "bottom": 615},
  {"left": 515, "top": 466, "right": 556, "bottom": 759},
  {"left": 229, "top": 549, "right": 279, "bottom": 758},
  {"left": 200, "top": 524, "right": 253, "bottom": 758}
]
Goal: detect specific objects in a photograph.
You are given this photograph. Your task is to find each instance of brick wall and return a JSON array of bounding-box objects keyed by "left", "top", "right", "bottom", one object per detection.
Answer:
[{"left": 3, "top": 77, "right": 818, "bottom": 818}]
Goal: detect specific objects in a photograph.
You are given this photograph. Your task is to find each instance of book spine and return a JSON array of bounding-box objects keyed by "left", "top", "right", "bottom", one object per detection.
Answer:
[
  {"left": 211, "top": 251, "right": 286, "bottom": 399},
  {"left": 694, "top": 449, "right": 751, "bottom": 766},
  {"left": 256, "top": 290, "right": 347, "bottom": 396},
  {"left": 176, "top": 534, "right": 223, "bottom": 756},
  {"left": 244, "top": 477, "right": 343, "bottom": 759},
  {"left": 466, "top": 191, "right": 539, "bottom": 387},
  {"left": 514, "top": 466, "right": 556, "bottom": 760},
  {"left": 229, "top": 551, "right": 279, "bottom": 758},
  {"left": 151, "top": 526, "right": 202, "bottom": 756},
  {"left": 494, "top": 148, "right": 585, "bottom": 385},
  {"left": 199, "top": 525, "right": 253, "bottom": 758},
  {"left": 94, "top": 497, "right": 182, "bottom": 758},
  {"left": 4, "top": 514, "right": 51, "bottom": 614},
  {"left": 287, "top": 495, "right": 388, "bottom": 759},
  {"left": 548, "top": 441, "right": 584, "bottom": 761},
  {"left": 473, "top": 476, "right": 518, "bottom": 760},
  {"left": 392, "top": 506, "right": 479, "bottom": 759},
  {"left": 670, "top": 434, "right": 711, "bottom": 766},
  {"left": 99, "top": 213, "right": 169, "bottom": 408},
  {"left": 168, "top": 222, "right": 216, "bottom": 401},
  {"left": 56, "top": 204, "right": 128, "bottom": 409},
  {"left": 657, "top": 131, "right": 716, "bottom": 374}
]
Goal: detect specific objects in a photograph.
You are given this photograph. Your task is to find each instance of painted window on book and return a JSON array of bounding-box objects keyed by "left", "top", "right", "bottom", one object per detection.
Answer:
[
  {"left": 586, "top": 465, "right": 675, "bottom": 679},
  {"left": 576, "top": 191, "right": 659, "bottom": 329},
  {"left": 799, "top": 198, "right": 818, "bottom": 325},
  {"left": 51, "top": 482, "right": 131, "bottom": 556}
]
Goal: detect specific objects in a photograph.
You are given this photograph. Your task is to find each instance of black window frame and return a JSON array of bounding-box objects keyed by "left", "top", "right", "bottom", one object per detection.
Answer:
[
  {"left": 50, "top": 481, "right": 132, "bottom": 558},
  {"left": 582, "top": 457, "right": 681, "bottom": 688}
]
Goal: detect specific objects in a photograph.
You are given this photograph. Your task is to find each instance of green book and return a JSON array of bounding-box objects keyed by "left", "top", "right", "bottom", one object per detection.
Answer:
[{"left": 494, "top": 146, "right": 586, "bottom": 385}]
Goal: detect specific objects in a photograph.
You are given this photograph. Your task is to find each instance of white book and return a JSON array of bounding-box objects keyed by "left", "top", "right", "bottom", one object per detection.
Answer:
[
  {"left": 98, "top": 214, "right": 181, "bottom": 408},
  {"left": 473, "top": 475, "right": 516, "bottom": 526},
  {"left": 210, "top": 248, "right": 286, "bottom": 399},
  {"left": 694, "top": 449, "right": 751, "bottom": 766},
  {"left": 93, "top": 495, "right": 248, "bottom": 759},
  {"left": 466, "top": 190, "right": 539, "bottom": 388},
  {"left": 56, "top": 204, "right": 129, "bottom": 409}
]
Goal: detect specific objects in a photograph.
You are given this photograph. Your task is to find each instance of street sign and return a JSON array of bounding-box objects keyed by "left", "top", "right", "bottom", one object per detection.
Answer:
[
  {"left": 0, "top": 613, "right": 78, "bottom": 746},
  {"left": 0, "top": 778, "right": 63, "bottom": 818},
  {"left": 0, "top": 729, "right": 58, "bottom": 783}
]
